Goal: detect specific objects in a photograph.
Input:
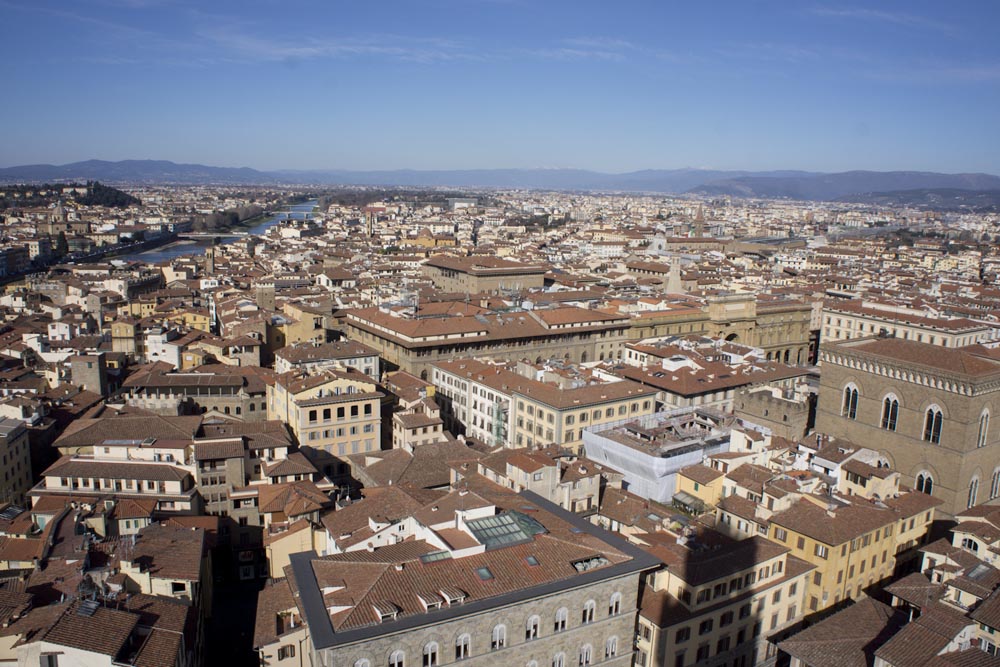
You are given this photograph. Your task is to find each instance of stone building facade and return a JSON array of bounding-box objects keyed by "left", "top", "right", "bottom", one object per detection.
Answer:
[
  {"left": 815, "top": 336, "right": 1000, "bottom": 516},
  {"left": 320, "top": 572, "right": 639, "bottom": 667}
]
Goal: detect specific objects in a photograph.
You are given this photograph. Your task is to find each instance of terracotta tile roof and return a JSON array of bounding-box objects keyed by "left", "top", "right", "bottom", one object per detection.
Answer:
[
  {"left": 199, "top": 419, "right": 293, "bottom": 450},
  {"left": 434, "top": 358, "right": 656, "bottom": 410},
  {"left": 254, "top": 578, "right": 300, "bottom": 648},
  {"left": 128, "top": 523, "right": 204, "bottom": 582},
  {"left": 971, "top": 587, "right": 1000, "bottom": 630},
  {"left": 108, "top": 498, "right": 158, "bottom": 520},
  {"left": 192, "top": 437, "right": 246, "bottom": 461},
  {"left": 54, "top": 415, "right": 203, "bottom": 450},
  {"left": 348, "top": 439, "right": 483, "bottom": 490},
  {"left": 265, "top": 451, "right": 318, "bottom": 478},
  {"left": 0, "top": 599, "right": 66, "bottom": 643},
  {"left": 312, "top": 523, "right": 629, "bottom": 632},
  {"left": 875, "top": 602, "right": 971, "bottom": 667},
  {"left": 45, "top": 456, "right": 191, "bottom": 482},
  {"left": 832, "top": 338, "right": 1000, "bottom": 378},
  {"left": 679, "top": 464, "right": 724, "bottom": 485},
  {"left": 884, "top": 572, "right": 946, "bottom": 608},
  {"left": 259, "top": 480, "right": 331, "bottom": 518},
  {"left": 275, "top": 340, "right": 379, "bottom": 364},
  {"left": 779, "top": 598, "right": 904, "bottom": 667},
  {"left": 0, "top": 588, "right": 32, "bottom": 626},
  {"left": 642, "top": 536, "right": 790, "bottom": 587},
  {"left": 41, "top": 601, "right": 139, "bottom": 657},
  {"left": 125, "top": 594, "right": 195, "bottom": 667},
  {"left": 769, "top": 496, "right": 920, "bottom": 546}
]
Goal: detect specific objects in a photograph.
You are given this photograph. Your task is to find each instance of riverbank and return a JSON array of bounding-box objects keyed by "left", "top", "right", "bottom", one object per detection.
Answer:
[{"left": 117, "top": 198, "right": 318, "bottom": 263}]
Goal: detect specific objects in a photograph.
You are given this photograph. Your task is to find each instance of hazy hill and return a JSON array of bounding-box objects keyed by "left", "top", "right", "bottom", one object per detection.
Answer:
[
  {"left": 834, "top": 188, "right": 1000, "bottom": 211},
  {"left": 688, "top": 170, "right": 1000, "bottom": 200},
  {"left": 0, "top": 160, "right": 269, "bottom": 184},
  {"left": 2, "top": 161, "right": 999, "bottom": 204}
]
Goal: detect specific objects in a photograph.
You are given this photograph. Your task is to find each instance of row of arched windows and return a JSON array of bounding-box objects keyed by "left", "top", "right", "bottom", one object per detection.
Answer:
[
  {"left": 360, "top": 593, "right": 624, "bottom": 667},
  {"left": 916, "top": 468, "right": 1000, "bottom": 508},
  {"left": 374, "top": 637, "right": 619, "bottom": 667},
  {"left": 842, "top": 384, "right": 992, "bottom": 448}
]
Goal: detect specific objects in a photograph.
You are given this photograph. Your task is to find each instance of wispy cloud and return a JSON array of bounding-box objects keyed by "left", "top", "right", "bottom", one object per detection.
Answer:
[
  {"left": 0, "top": 0, "right": 194, "bottom": 53},
  {"left": 522, "top": 46, "right": 627, "bottom": 62},
  {"left": 562, "top": 37, "right": 637, "bottom": 51},
  {"left": 196, "top": 25, "right": 482, "bottom": 64},
  {"left": 810, "top": 6, "right": 956, "bottom": 34},
  {"left": 524, "top": 36, "right": 691, "bottom": 64}
]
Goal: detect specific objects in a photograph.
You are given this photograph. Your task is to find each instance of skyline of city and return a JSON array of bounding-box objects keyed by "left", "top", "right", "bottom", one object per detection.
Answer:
[
  {"left": 3, "top": 3, "right": 1000, "bottom": 667},
  {"left": 3, "top": 1, "right": 1000, "bottom": 173}
]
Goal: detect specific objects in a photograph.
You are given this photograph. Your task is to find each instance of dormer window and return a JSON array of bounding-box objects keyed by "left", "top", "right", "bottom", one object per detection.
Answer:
[
  {"left": 373, "top": 600, "right": 400, "bottom": 622},
  {"left": 440, "top": 587, "right": 466, "bottom": 605},
  {"left": 417, "top": 591, "right": 444, "bottom": 611}
]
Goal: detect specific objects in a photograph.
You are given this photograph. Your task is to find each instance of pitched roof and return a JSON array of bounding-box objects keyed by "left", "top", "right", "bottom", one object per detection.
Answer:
[{"left": 779, "top": 598, "right": 904, "bottom": 667}]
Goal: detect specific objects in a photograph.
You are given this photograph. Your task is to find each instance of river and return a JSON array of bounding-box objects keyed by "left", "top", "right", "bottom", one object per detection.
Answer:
[{"left": 119, "top": 199, "right": 318, "bottom": 263}]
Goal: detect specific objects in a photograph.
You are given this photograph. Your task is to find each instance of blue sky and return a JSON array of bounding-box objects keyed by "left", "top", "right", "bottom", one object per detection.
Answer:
[{"left": 2, "top": 0, "right": 999, "bottom": 173}]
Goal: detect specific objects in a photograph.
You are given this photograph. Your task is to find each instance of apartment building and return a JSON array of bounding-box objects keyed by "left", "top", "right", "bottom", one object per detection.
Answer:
[
  {"left": 433, "top": 358, "right": 657, "bottom": 453},
  {"left": 765, "top": 490, "right": 941, "bottom": 614},
  {"left": 0, "top": 417, "right": 31, "bottom": 505},
  {"left": 636, "top": 536, "right": 813, "bottom": 667},
  {"left": 274, "top": 340, "right": 381, "bottom": 378},
  {"left": 821, "top": 300, "right": 991, "bottom": 348},
  {"left": 463, "top": 445, "right": 622, "bottom": 514},
  {"left": 267, "top": 369, "right": 383, "bottom": 457},
  {"left": 121, "top": 366, "right": 271, "bottom": 420}
]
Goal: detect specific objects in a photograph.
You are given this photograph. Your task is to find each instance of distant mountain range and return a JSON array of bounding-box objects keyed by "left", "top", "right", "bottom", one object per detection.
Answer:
[
  {"left": 2, "top": 160, "right": 999, "bottom": 205},
  {"left": 687, "top": 170, "right": 1000, "bottom": 201},
  {"left": 833, "top": 188, "right": 1000, "bottom": 211}
]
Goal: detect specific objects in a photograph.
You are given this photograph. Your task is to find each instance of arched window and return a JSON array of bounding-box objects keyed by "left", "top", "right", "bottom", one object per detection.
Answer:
[
  {"left": 389, "top": 651, "right": 405, "bottom": 667},
  {"left": 978, "top": 410, "right": 990, "bottom": 448},
  {"left": 881, "top": 395, "right": 899, "bottom": 431},
  {"left": 842, "top": 385, "right": 858, "bottom": 419},
  {"left": 525, "top": 615, "right": 540, "bottom": 640},
  {"left": 605, "top": 637, "right": 618, "bottom": 658},
  {"left": 579, "top": 645, "right": 593, "bottom": 667},
  {"left": 968, "top": 477, "right": 980, "bottom": 509},
  {"left": 923, "top": 406, "right": 943, "bottom": 444},
  {"left": 991, "top": 468, "right": 1000, "bottom": 500},
  {"left": 554, "top": 607, "right": 568, "bottom": 632},
  {"left": 582, "top": 600, "right": 596, "bottom": 624},
  {"left": 355, "top": 661, "right": 371, "bottom": 667},
  {"left": 527, "top": 662, "right": 539, "bottom": 667},
  {"left": 455, "top": 635, "right": 471, "bottom": 661},
  {"left": 608, "top": 592, "right": 622, "bottom": 616},
  {"left": 916, "top": 473, "right": 934, "bottom": 495},
  {"left": 423, "top": 643, "right": 438, "bottom": 667},
  {"left": 491, "top": 625, "right": 506, "bottom": 650},
  {"left": 552, "top": 653, "right": 565, "bottom": 667}
]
